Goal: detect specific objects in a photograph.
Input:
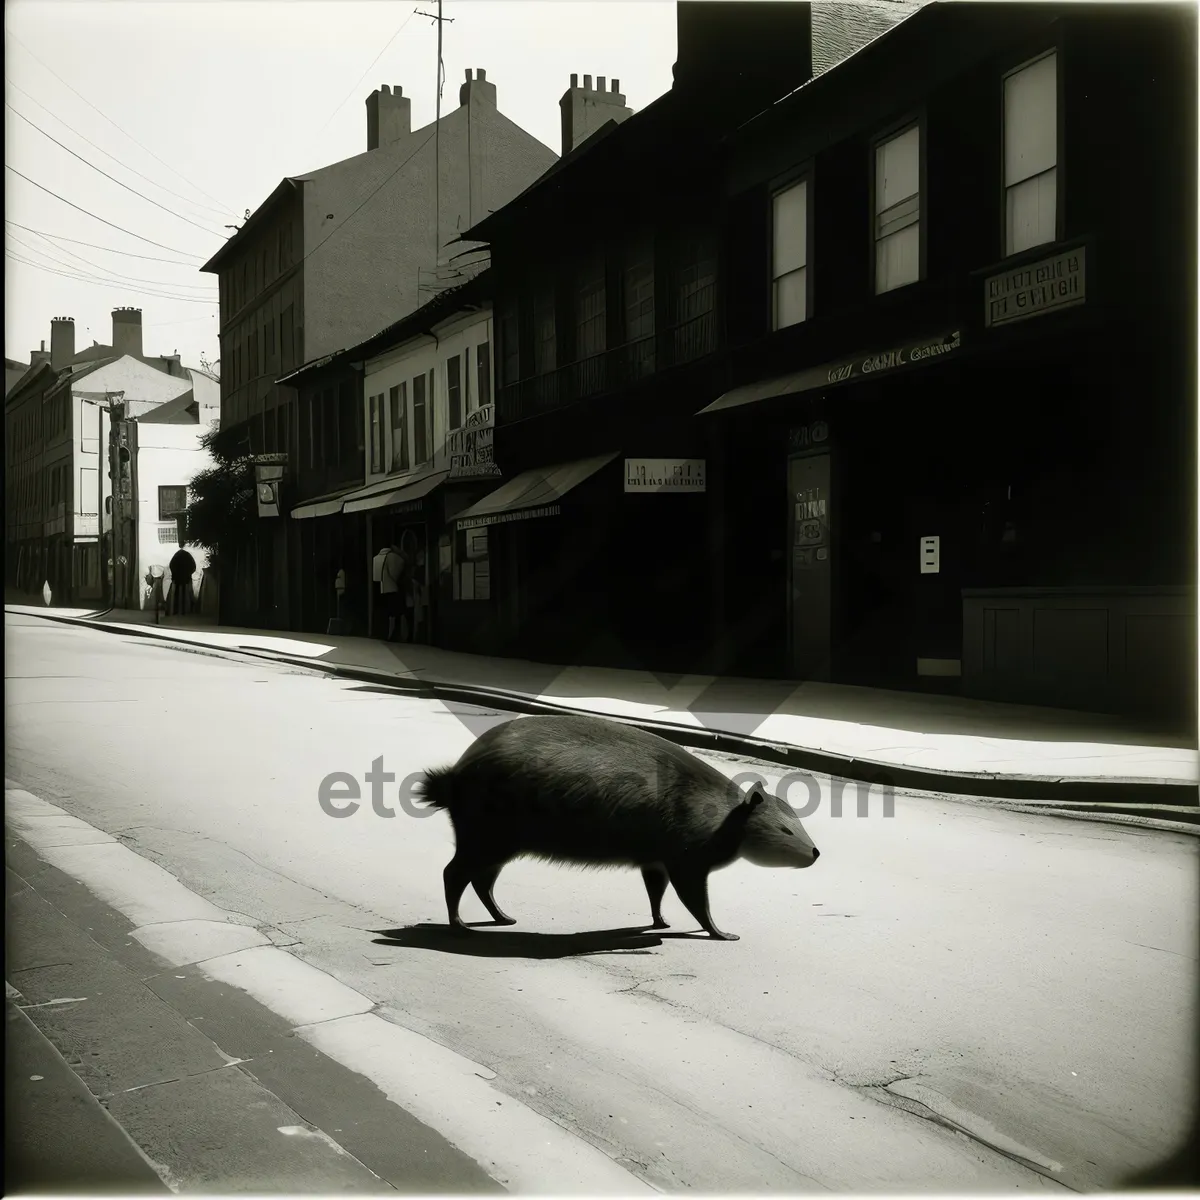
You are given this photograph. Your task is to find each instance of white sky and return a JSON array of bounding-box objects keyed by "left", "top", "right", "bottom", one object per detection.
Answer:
[{"left": 4, "top": 1, "right": 678, "bottom": 371}]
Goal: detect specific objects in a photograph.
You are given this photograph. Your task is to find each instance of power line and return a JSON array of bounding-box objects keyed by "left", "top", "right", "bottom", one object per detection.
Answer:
[
  {"left": 7, "top": 103, "right": 229, "bottom": 237},
  {"left": 7, "top": 30, "right": 236, "bottom": 214},
  {"left": 6, "top": 249, "right": 221, "bottom": 305},
  {"left": 5, "top": 165, "right": 212, "bottom": 256},
  {"left": 319, "top": 6, "right": 421, "bottom": 135},
  {"left": 11, "top": 230, "right": 216, "bottom": 292},
  {"left": 7, "top": 243, "right": 215, "bottom": 300},
  {"left": 5, "top": 220, "right": 202, "bottom": 266},
  {"left": 5, "top": 78, "right": 231, "bottom": 219}
]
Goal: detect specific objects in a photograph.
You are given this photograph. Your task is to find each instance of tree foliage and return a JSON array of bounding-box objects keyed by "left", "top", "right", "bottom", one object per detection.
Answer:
[{"left": 183, "top": 423, "right": 255, "bottom": 568}]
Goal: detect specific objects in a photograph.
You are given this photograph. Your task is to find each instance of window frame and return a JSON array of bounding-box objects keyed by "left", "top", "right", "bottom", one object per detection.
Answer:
[
  {"left": 447, "top": 353, "right": 464, "bottom": 432},
  {"left": 768, "top": 166, "right": 813, "bottom": 331},
  {"left": 869, "top": 111, "right": 927, "bottom": 297},
  {"left": 389, "top": 382, "right": 409, "bottom": 472},
  {"left": 1000, "top": 46, "right": 1063, "bottom": 258},
  {"left": 158, "top": 484, "right": 188, "bottom": 521}
]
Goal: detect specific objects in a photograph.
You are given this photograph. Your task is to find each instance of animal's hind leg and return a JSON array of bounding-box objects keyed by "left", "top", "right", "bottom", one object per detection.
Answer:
[
  {"left": 443, "top": 853, "right": 476, "bottom": 936},
  {"left": 472, "top": 863, "right": 517, "bottom": 926},
  {"left": 641, "top": 863, "right": 670, "bottom": 929},
  {"left": 667, "top": 863, "right": 738, "bottom": 941}
]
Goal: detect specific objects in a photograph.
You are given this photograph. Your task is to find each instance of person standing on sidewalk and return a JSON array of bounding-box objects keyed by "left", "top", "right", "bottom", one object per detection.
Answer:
[
  {"left": 168, "top": 546, "right": 196, "bottom": 616},
  {"left": 379, "top": 538, "right": 411, "bottom": 643}
]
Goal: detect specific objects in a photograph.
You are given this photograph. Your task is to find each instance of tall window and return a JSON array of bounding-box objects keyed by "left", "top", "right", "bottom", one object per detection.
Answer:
[
  {"left": 447, "top": 354, "right": 463, "bottom": 431},
  {"left": 575, "top": 258, "right": 606, "bottom": 360},
  {"left": 389, "top": 383, "right": 408, "bottom": 471},
  {"left": 498, "top": 303, "right": 519, "bottom": 386},
  {"left": 874, "top": 124, "right": 921, "bottom": 294},
  {"left": 476, "top": 343, "right": 491, "bottom": 411},
  {"left": 80, "top": 468, "right": 98, "bottom": 515},
  {"left": 321, "top": 387, "right": 338, "bottom": 463},
  {"left": 772, "top": 179, "right": 807, "bottom": 329},
  {"left": 1004, "top": 50, "right": 1058, "bottom": 256},
  {"left": 369, "top": 394, "right": 384, "bottom": 473},
  {"left": 281, "top": 306, "right": 294, "bottom": 372},
  {"left": 412, "top": 373, "right": 428, "bottom": 465},
  {"left": 533, "top": 288, "right": 556, "bottom": 375},
  {"left": 623, "top": 249, "right": 655, "bottom": 344}
]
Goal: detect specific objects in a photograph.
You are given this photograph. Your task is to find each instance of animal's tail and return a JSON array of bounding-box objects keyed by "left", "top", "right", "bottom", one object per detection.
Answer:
[{"left": 414, "top": 763, "right": 456, "bottom": 811}]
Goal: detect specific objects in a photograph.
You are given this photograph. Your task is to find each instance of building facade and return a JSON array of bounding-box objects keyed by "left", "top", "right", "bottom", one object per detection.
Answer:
[
  {"left": 200, "top": 72, "right": 559, "bottom": 628},
  {"left": 701, "top": 1, "right": 1196, "bottom": 719}
]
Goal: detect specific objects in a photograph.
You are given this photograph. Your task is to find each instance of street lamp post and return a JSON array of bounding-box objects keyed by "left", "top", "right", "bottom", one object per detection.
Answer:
[{"left": 76, "top": 390, "right": 125, "bottom": 611}]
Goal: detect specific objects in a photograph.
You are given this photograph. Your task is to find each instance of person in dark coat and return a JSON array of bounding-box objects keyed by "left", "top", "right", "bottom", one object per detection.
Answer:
[{"left": 168, "top": 547, "right": 196, "bottom": 616}]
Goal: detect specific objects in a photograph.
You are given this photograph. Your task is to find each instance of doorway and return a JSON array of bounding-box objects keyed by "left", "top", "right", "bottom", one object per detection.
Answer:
[{"left": 787, "top": 451, "right": 832, "bottom": 681}]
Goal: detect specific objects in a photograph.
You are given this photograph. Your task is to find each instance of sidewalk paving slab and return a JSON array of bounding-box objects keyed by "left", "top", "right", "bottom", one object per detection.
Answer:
[{"left": 8, "top": 603, "right": 1198, "bottom": 815}]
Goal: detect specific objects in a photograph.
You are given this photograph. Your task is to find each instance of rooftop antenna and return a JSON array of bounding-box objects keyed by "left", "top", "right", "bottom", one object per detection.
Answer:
[{"left": 417, "top": 1, "right": 453, "bottom": 269}]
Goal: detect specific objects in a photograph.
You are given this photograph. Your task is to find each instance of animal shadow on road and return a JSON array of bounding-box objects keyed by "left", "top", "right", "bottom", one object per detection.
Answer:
[{"left": 368, "top": 922, "right": 698, "bottom": 958}]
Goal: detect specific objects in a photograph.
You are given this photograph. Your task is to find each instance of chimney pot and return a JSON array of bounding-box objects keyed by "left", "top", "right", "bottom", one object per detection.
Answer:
[
  {"left": 612, "top": 78, "right": 620, "bottom": 92},
  {"left": 465, "top": 68, "right": 473, "bottom": 81},
  {"left": 598, "top": 76, "right": 606, "bottom": 91},
  {"left": 571, "top": 72, "right": 579, "bottom": 88},
  {"left": 381, "top": 84, "right": 390, "bottom": 94},
  {"left": 477, "top": 68, "right": 486, "bottom": 81},
  {"left": 584, "top": 74, "right": 593, "bottom": 89},
  {"left": 49, "top": 317, "right": 75, "bottom": 371}
]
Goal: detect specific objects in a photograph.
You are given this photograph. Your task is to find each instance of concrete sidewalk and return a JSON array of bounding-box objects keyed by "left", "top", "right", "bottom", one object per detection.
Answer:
[{"left": 8, "top": 602, "right": 1198, "bottom": 813}]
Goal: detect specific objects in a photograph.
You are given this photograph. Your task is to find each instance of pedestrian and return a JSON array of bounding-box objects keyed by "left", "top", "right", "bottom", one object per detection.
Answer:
[
  {"left": 168, "top": 546, "right": 196, "bottom": 616},
  {"left": 380, "top": 536, "right": 412, "bottom": 643}
]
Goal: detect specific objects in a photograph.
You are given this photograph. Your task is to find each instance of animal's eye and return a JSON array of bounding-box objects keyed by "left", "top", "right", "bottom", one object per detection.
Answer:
[{"left": 778, "top": 825, "right": 794, "bottom": 836}]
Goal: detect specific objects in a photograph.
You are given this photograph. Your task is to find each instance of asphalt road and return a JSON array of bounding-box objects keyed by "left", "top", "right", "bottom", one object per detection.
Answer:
[{"left": 5, "top": 611, "right": 1197, "bottom": 1192}]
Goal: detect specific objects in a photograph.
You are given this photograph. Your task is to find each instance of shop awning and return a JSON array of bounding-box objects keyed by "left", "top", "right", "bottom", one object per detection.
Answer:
[
  {"left": 291, "top": 490, "right": 355, "bottom": 520},
  {"left": 343, "top": 468, "right": 449, "bottom": 515},
  {"left": 699, "top": 329, "right": 963, "bottom": 415},
  {"left": 453, "top": 452, "right": 619, "bottom": 530}
]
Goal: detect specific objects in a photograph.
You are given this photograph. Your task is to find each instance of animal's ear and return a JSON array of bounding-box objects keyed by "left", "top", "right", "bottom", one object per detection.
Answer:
[{"left": 743, "top": 783, "right": 766, "bottom": 810}]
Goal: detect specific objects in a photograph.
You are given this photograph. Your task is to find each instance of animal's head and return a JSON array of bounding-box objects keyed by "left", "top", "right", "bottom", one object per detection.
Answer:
[{"left": 737, "top": 782, "right": 820, "bottom": 868}]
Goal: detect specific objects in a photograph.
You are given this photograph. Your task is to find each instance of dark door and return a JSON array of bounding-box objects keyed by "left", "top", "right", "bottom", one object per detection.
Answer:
[{"left": 787, "top": 451, "right": 832, "bottom": 680}]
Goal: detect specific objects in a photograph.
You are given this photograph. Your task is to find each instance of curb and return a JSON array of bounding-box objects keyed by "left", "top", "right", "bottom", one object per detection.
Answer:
[{"left": 12, "top": 607, "right": 1200, "bottom": 822}]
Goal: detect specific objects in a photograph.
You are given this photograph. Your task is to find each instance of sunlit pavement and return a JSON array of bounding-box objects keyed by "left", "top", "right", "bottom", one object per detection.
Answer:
[{"left": 5, "top": 611, "right": 1197, "bottom": 1193}]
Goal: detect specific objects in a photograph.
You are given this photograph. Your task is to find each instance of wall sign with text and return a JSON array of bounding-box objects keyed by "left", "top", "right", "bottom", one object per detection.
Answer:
[
  {"left": 985, "top": 247, "right": 1086, "bottom": 328},
  {"left": 448, "top": 403, "right": 502, "bottom": 479},
  {"left": 624, "top": 458, "right": 707, "bottom": 493}
]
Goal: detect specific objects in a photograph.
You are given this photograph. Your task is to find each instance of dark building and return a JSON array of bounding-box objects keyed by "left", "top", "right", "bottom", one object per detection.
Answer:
[
  {"left": 702, "top": 1, "right": 1196, "bottom": 720},
  {"left": 452, "top": 1, "right": 901, "bottom": 673}
]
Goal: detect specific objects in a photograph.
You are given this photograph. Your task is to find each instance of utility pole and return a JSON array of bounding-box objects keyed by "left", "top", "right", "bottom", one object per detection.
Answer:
[
  {"left": 77, "top": 390, "right": 124, "bottom": 611},
  {"left": 417, "top": 1, "right": 453, "bottom": 268}
]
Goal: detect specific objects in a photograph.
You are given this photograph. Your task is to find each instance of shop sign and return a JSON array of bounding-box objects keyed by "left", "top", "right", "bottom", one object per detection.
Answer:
[
  {"left": 459, "top": 503, "right": 561, "bottom": 531},
  {"left": 788, "top": 420, "right": 829, "bottom": 451},
  {"left": 254, "top": 454, "right": 287, "bottom": 519},
  {"left": 448, "top": 403, "right": 502, "bottom": 479},
  {"left": 825, "top": 331, "right": 961, "bottom": 385},
  {"left": 985, "top": 247, "right": 1086, "bottom": 328},
  {"left": 624, "top": 458, "right": 707, "bottom": 493}
]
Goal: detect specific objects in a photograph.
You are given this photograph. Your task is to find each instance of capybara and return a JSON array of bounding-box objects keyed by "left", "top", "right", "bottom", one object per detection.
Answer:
[{"left": 417, "top": 714, "right": 820, "bottom": 940}]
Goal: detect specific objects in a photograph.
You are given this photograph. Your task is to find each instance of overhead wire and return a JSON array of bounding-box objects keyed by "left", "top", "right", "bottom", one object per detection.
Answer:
[
  {"left": 5, "top": 165, "right": 211, "bottom": 257},
  {"left": 7, "top": 103, "right": 230, "bottom": 237},
  {"left": 5, "top": 220, "right": 203, "bottom": 266},
  {"left": 6, "top": 29, "right": 236, "bottom": 214},
  {"left": 5, "top": 249, "right": 220, "bottom": 305},
  {"left": 9, "top": 229, "right": 216, "bottom": 292},
  {"left": 5, "top": 78, "right": 231, "bottom": 219}
]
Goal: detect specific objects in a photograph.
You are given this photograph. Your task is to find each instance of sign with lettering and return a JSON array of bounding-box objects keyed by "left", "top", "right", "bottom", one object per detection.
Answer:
[
  {"left": 788, "top": 420, "right": 829, "bottom": 451},
  {"left": 624, "top": 458, "right": 707, "bottom": 493},
  {"left": 459, "top": 503, "right": 560, "bottom": 531},
  {"left": 985, "top": 247, "right": 1086, "bottom": 328},
  {"left": 824, "top": 332, "right": 961, "bottom": 387},
  {"left": 448, "top": 403, "right": 502, "bottom": 479}
]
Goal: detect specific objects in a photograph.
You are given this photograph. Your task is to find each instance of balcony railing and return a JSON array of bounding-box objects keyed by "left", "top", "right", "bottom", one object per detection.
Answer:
[{"left": 499, "top": 287, "right": 719, "bottom": 423}]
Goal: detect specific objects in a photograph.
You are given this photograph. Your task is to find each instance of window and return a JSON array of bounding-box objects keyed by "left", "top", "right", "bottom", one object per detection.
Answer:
[
  {"left": 499, "top": 301, "right": 519, "bottom": 387},
  {"left": 874, "top": 124, "right": 921, "bottom": 294},
  {"left": 1004, "top": 50, "right": 1058, "bottom": 256},
  {"left": 453, "top": 526, "right": 491, "bottom": 601},
  {"left": 623, "top": 250, "right": 655, "bottom": 343},
  {"left": 80, "top": 397, "right": 100, "bottom": 453},
  {"left": 533, "top": 288, "right": 556, "bottom": 375},
  {"left": 447, "top": 354, "right": 463, "bottom": 431},
  {"left": 281, "top": 306, "right": 295, "bottom": 372},
  {"left": 337, "top": 380, "right": 354, "bottom": 465},
  {"left": 321, "top": 387, "right": 338, "bottom": 462},
  {"left": 772, "top": 179, "right": 808, "bottom": 329},
  {"left": 412, "top": 373, "right": 429, "bottom": 465},
  {"left": 369, "top": 394, "right": 384, "bottom": 473},
  {"left": 389, "top": 384, "right": 408, "bottom": 472},
  {"left": 79, "top": 468, "right": 98, "bottom": 515},
  {"left": 266, "top": 319, "right": 277, "bottom": 371},
  {"left": 158, "top": 485, "right": 187, "bottom": 521},
  {"left": 575, "top": 259, "right": 606, "bottom": 360},
  {"left": 308, "top": 391, "right": 320, "bottom": 468},
  {"left": 476, "top": 343, "right": 491, "bottom": 412}
]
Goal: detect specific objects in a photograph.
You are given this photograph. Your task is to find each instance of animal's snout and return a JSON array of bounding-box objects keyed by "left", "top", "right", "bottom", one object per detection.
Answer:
[{"left": 811, "top": 846, "right": 820, "bottom": 860}]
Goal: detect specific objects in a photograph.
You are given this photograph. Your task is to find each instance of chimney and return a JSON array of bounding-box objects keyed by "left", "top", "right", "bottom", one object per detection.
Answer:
[
  {"left": 559, "top": 73, "right": 634, "bottom": 157},
  {"left": 50, "top": 317, "right": 75, "bottom": 371},
  {"left": 673, "top": 1, "right": 814, "bottom": 121},
  {"left": 112, "top": 307, "right": 143, "bottom": 358},
  {"left": 459, "top": 67, "right": 497, "bottom": 109},
  {"left": 366, "top": 84, "right": 412, "bottom": 151},
  {"left": 30, "top": 340, "right": 50, "bottom": 369}
]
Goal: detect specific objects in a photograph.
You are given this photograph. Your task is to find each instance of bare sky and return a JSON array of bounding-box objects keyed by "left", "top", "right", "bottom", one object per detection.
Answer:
[{"left": 4, "top": 1, "right": 678, "bottom": 371}]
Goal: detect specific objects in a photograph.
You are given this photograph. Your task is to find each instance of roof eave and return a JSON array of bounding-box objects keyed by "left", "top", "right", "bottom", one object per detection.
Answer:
[{"left": 200, "top": 177, "right": 300, "bottom": 274}]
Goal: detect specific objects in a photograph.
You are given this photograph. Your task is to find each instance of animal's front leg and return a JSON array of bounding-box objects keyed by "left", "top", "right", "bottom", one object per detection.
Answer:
[
  {"left": 443, "top": 855, "right": 475, "bottom": 936},
  {"left": 472, "top": 863, "right": 517, "bottom": 926},
  {"left": 667, "top": 864, "right": 739, "bottom": 941},
  {"left": 641, "top": 863, "right": 670, "bottom": 929}
]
